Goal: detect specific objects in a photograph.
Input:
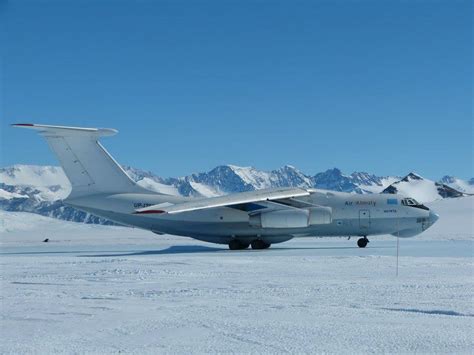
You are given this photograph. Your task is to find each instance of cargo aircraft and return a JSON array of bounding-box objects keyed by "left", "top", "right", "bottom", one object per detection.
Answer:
[{"left": 13, "top": 124, "right": 439, "bottom": 250}]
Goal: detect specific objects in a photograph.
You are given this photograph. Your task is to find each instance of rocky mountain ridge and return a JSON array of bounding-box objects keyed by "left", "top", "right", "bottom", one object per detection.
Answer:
[{"left": 1, "top": 164, "right": 470, "bottom": 224}]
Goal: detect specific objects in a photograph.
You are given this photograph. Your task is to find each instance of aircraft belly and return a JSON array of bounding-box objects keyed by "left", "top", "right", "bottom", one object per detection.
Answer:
[{"left": 72, "top": 205, "right": 417, "bottom": 241}]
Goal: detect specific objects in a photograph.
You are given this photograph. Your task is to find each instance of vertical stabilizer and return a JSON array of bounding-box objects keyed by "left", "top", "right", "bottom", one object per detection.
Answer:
[{"left": 12, "top": 123, "right": 151, "bottom": 198}]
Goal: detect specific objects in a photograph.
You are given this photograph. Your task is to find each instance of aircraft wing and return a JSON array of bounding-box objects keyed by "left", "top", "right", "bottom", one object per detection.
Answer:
[{"left": 135, "top": 187, "right": 310, "bottom": 215}]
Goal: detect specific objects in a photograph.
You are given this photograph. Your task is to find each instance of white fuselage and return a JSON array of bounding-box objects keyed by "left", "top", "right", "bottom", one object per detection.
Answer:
[{"left": 65, "top": 189, "right": 438, "bottom": 245}]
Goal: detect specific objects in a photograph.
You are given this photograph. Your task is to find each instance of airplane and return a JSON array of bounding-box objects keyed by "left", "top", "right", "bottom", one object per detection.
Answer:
[{"left": 13, "top": 123, "right": 439, "bottom": 250}]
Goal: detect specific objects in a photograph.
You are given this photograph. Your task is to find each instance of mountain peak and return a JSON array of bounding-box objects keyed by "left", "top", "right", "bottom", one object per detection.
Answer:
[
  {"left": 401, "top": 172, "right": 424, "bottom": 182},
  {"left": 439, "top": 175, "right": 456, "bottom": 185},
  {"left": 312, "top": 168, "right": 359, "bottom": 192},
  {"left": 226, "top": 164, "right": 252, "bottom": 171},
  {"left": 327, "top": 167, "right": 343, "bottom": 174},
  {"left": 383, "top": 172, "right": 466, "bottom": 202}
]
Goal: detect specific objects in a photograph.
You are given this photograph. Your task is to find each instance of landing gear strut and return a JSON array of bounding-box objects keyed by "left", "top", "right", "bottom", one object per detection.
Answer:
[
  {"left": 251, "top": 240, "right": 271, "bottom": 250},
  {"left": 228, "top": 240, "right": 249, "bottom": 250},
  {"left": 357, "top": 237, "right": 369, "bottom": 248}
]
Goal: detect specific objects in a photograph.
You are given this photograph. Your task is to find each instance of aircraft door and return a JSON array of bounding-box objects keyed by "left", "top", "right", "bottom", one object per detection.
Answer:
[{"left": 359, "top": 209, "right": 370, "bottom": 231}]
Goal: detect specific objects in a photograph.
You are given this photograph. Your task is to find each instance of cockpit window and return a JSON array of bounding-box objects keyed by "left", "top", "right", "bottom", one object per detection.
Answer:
[
  {"left": 402, "top": 198, "right": 418, "bottom": 206},
  {"left": 401, "top": 198, "right": 429, "bottom": 210}
]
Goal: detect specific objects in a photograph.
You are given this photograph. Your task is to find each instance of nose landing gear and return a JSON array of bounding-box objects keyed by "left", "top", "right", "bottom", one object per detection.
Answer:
[{"left": 357, "top": 237, "right": 369, "bottom": 248}]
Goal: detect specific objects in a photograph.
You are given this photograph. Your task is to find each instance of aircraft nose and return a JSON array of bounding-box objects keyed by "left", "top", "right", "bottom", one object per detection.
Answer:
[{"left": 429, "top": 210, "right": 439, "bottom": 225}]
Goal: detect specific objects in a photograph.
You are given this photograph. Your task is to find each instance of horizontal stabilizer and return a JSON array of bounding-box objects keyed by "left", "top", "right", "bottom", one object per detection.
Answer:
[{"left": 12, "top": 123, "right": 118, "bottom": 137}]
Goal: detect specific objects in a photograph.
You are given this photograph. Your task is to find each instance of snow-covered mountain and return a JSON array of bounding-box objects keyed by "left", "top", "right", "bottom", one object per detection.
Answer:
[
  {"left": 439, "top": 176, "right": 474, "bottom": 194},
  {"left": 1, "top": 165, "right": 470, "bottom": 224},
  {"left": 349, "top": 171, "right": 399, "bottom": 194},
  {"left": 129, "top": 164, "right": 314, "bottom": 196},
  {"left": 0, "top": 165, "right": 109, "bottom": 224},
  {"left": 0, "top": 165, "right": 70, "bottom": 200},
  {"left": 382, "top": 173, "right": 467, "bottom": 203},
  {"left": 311, "top": 168, "right": 397, "bottom": 194}
]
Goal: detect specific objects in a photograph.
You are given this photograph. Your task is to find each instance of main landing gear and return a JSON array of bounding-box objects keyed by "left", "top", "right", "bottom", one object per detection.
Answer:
[
  {"left": 228, "top": 240, "right": 250, "bottom": 250},
  {"left": 357, "top": 237, "right": 369, "bottom": 248},
  {"left": 250, "top": 240, "right": 271, "bottom": 250},
  {"left": 228, "top": 239, "right": 272, "bottom": 250}
]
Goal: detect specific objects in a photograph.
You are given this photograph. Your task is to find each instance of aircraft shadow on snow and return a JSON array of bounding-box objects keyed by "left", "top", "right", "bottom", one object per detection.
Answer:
[
  {"left": 1, "top": 244, "right": 395, "bottom": 258},
  {"left": 80, "top": 244, "right": 384, "bottom": 257},
  {"left": 1, "top": 245, "right": 395, "bottom": 258},
  {"left": 81, "top": 245, "right": 224, "bottom": 257}
]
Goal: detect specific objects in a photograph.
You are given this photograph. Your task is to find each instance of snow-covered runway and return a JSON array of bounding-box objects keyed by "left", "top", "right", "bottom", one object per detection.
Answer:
[{"left": 1, "top": 236, "right": 472, "bottom": 354}]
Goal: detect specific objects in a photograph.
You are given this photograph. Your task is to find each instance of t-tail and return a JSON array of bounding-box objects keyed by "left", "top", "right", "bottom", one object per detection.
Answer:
[{"left": 11, "top": 123, "right": 153, "bottom": 198}]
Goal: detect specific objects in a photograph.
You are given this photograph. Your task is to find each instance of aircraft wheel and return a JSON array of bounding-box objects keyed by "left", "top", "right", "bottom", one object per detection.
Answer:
[
  {"left": 229, "top": 240, "right": 249, "bottom": 250},
  {"left": 251, "top": 240, "right": 271, "bottom": 250},
  {"left": 357, "top": 237, "right": 368, "bottom": 248}
]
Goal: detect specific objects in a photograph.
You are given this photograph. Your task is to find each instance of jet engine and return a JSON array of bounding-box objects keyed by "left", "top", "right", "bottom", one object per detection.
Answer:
[{"left": 308, "top": 206, "right": 332, "bottom": 225}]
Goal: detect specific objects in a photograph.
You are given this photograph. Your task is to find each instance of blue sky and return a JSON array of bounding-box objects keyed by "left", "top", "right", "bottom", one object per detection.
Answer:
[{"left": 2, "top": 0, "right": 472, "bottom": 179}]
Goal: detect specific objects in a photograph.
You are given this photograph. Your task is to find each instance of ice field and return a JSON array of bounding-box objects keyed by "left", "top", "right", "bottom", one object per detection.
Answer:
[{"left": 1, "top": 197, "right": 473, "bottom": 353}]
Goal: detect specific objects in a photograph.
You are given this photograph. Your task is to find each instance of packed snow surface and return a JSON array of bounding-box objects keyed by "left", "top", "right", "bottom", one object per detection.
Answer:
[
  {"left": 1, "top": 198, "right": 473, "bottom": 353},
  {"left": 424, "top": 197, "right": 473, "bottom": 240}
]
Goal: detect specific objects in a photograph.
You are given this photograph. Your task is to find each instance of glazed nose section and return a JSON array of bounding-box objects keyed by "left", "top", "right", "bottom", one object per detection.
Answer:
[{"left": 429, "top": 210, "right": 439, "bottom": 225}]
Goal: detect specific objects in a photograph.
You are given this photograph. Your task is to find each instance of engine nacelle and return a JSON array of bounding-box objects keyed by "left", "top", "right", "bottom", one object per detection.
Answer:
[
  {"left": 249, "top": 209, "right": 309, "bottom": 228},
  {"left": 308, "top": 206, "right": 332, "bottom": 225},
  {"left": 249, "top": 206, "right": 332, "bottom": 229}
]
